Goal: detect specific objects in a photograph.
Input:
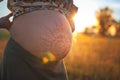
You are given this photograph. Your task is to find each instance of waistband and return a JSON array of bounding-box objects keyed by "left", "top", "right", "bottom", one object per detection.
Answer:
[
  {"left": 5, "top": 37, "right": 60, "bottom": 65},
  {"left": 5, "top": 37, "right": 41, "bottom": 62}
]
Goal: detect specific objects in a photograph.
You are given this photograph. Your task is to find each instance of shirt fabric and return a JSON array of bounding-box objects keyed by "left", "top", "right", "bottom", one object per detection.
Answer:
[{"left": 7, "top": 0, "right": 73, "bottom": 16}]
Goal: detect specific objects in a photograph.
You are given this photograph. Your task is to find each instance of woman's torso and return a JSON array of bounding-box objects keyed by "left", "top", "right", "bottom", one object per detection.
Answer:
[
  {"left": 10, "top": 9, "right": 72, "bottom": 61},
  {"left": 8, "top": 0, "right": 73, "bottom": 61}
]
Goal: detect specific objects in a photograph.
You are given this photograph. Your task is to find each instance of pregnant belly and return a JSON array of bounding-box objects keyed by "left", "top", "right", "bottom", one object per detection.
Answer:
[{"left": 10, "top": 10, "right": 72, "bottom": 61}]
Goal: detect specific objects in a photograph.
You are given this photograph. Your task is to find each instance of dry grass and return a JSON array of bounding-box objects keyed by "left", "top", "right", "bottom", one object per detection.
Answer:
[
  {"left": 0, "top": 31, "right": 9, "bottom": 59},
  {"left": 65, "top": 33, "right": 120, "bottom": 80},
  {"left": 0, "top": 40, "right": 7, "bottom": 59}
]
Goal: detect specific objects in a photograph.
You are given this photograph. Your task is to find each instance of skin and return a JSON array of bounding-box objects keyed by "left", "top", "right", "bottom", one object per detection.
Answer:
[
  {"left": 0, "top": 13, "right": 13, "bottom": 30},
  {"left": 10, "top": 10, "right": 72, "bottom": 61},
  {"left": 0, "top": 10, "right": 72, "bottom": 61}
]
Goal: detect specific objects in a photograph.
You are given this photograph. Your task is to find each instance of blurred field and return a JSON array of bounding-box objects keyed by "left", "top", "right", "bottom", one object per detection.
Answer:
[
  {"left": 65, "top": 33, "right": 120, "bottom": 80},
  {"left": 0, "top": 32, "right": 120, "bottom": 80},
  {"left": 0, "top": 30, "right": 9, "bottom": 59}
]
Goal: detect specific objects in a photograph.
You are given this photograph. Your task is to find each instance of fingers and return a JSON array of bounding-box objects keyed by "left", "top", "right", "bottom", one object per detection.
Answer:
[
  {"left": 0, "top": 0, "right": 3, "bottom": 2},
  {"left": 6, "top": 13, "right": 13, "bottom": 18},
  {"left": 0, "top": 13, "right": 13, "bottom": 19},
  {"left": 0, "top": 13, "right": 13, "bottom": 29}
]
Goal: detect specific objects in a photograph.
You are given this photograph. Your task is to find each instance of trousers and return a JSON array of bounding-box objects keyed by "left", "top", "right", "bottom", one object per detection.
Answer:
[{"left": 0, "top": 37, "right": 68, "bottom": 80}]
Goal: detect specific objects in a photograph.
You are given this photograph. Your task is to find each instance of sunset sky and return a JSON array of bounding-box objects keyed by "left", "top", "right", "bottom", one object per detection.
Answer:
[
  {"left": 0, "top": 0, "right": 120, "bottom": 32},
  {"left": 74, "top": 0, "right": 120, "bottom": 32}
]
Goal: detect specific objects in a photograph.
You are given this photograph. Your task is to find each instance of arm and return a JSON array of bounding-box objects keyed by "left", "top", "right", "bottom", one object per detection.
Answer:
[
  {"left": 0, "top": 13, "right": 13, "bottom": 30},
  {"left": 0, "top": 0, "right": 3, "bottom": 2}
]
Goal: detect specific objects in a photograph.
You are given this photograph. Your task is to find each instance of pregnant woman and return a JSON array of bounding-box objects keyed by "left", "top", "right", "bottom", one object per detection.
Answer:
[{"left": 0, "top": 0, "right": 78, "bottom": 80}]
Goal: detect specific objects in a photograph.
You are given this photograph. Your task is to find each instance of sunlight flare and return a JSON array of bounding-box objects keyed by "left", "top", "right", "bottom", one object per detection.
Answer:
[
  {"left": 73, "top": 0, "right": 98, "bottom": 32},
  {"left": 72, "top": 32, "right": 78, "bottom": 42},
  {"left": 43, "top": 57, "right": 49, "bottom": 64},
  {"left": 42, "top": 51, "right": 56, "bottom": 64}
]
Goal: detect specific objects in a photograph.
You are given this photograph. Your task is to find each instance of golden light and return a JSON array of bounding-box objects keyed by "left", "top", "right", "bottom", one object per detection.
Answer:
[
  {"left": 42, "top": 51, "right": 56, "bottom": 64},
  {"left": 72, "top": 32, "right": 78, "bottom": 42},
  {"left": 43, "top": 57, "right": 49, "bottom": 64},
  {"left": 107, "top": 25, "right": 117, "bottom": 36},
  {"left": 73, "top": 0, "right": 98, "bottom": 32}
]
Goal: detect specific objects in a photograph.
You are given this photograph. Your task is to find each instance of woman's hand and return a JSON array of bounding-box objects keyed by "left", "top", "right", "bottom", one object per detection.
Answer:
[
  {"left": 0, "top": 13, "right": 13, "bottom": 30},
  {"left": 0, "top": 0, "right": 3, "bottom": 2}
]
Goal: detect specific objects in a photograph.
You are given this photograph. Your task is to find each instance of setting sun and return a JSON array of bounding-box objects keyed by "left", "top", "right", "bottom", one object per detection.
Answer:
[
  {"left": 73, "top": 0, "right": 99, "bottom": 32},
  {"left": 74, "top": 11, "right": 97, "bottom": 32}
]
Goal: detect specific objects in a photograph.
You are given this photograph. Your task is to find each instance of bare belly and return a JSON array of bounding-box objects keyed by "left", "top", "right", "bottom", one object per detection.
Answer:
[{"left": 10, "top": 10, "right": 72, "bottom": 61}]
